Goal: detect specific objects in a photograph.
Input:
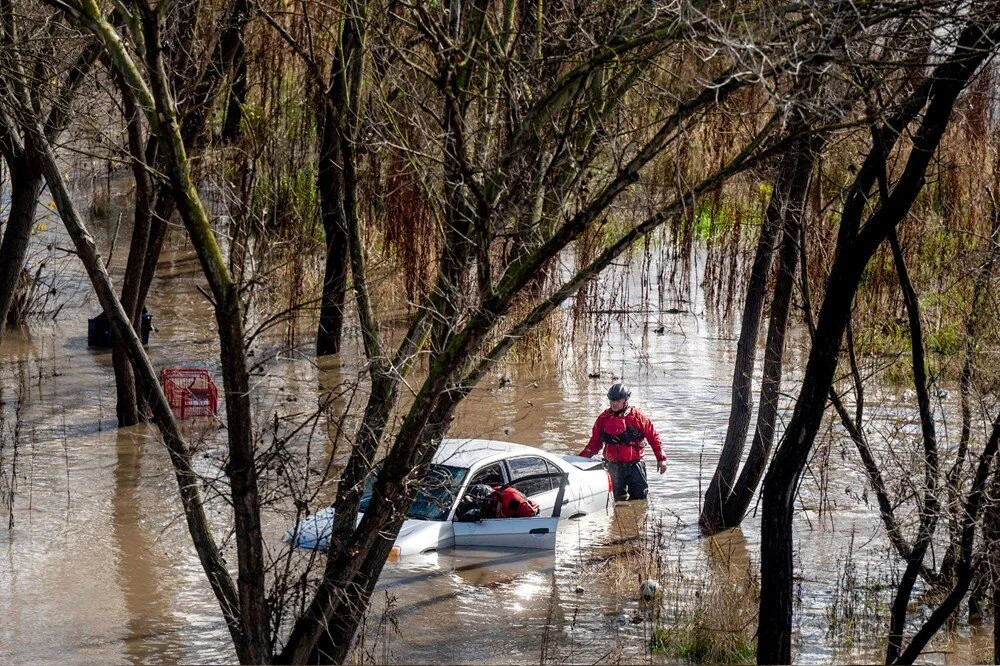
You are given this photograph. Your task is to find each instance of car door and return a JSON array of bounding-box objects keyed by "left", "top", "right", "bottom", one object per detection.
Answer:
[
  {"left": 452, "top": 515, "right": 558, "bottom": 549},
  {"left": 452, "top": 461, "right": 566, "bottom": 550}
]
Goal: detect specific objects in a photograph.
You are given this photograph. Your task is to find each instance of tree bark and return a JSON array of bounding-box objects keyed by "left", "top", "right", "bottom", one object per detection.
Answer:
[
  {"left": 316, "top": 1, "right": 367, "bottom": 358},
  {"left": 221, "top": 34, "right": 247, "bottom": 143},
  {"left": 110, "top": 70, "right": 154, "bottom": 426},
  {"left": 135, "top": 186, "right": 174, "bottom": 315},
  {"left": 0, "top": 155, "right": 43, "bottom": 344},
  {"left": 706, "top": 135, "right": 819, "bottom": 532},
  {"left": 757, "top": 24, "right": 996, "bottom": 664},
  {"left": 885, "top": 228, "right": 940, "bottom": 664},
  {"left": 316, "top": 100, "right": 350, "bottom": 357}
]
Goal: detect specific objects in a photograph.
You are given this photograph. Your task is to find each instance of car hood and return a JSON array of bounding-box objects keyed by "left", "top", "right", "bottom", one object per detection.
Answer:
[{"left": 283, "top": 506, "right": 337, "bottom": 550}]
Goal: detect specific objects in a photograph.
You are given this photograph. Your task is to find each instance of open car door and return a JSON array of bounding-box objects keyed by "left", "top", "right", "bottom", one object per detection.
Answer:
[{"left": 452, "top": 472, "right": 567, "bottom": 550}]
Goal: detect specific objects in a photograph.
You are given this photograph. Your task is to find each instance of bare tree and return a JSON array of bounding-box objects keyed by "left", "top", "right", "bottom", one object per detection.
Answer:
[
  {"left": 0, "top": 7, "right": 98, "bottom": 343},
  {"left": 314, "top": 0, "right": 366, "bottom": 357},
  {"left": 757, "top": 17, "right": 1000, "bottom": 664},
  {"left": 106, "top": 0, "right": 252, "bottom": 425},
  {"left": 700, "top": 129, "right": 823, "bottom": 533}
]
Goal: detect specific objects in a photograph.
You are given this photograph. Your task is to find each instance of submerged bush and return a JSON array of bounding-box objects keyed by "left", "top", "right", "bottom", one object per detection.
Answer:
[
  {"left": 651, "top": 532, "right": 759, "bottom": 664},
  {"left": 652, "top": 613, "right": 756, "bottom": 664}
]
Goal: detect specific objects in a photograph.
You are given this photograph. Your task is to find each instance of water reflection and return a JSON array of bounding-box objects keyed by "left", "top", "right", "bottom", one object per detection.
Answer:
[
  {"left": 110, "top": 426, "right": 183, "bottom": 664},
  {"left": 703, "top": 527, "right": 750, "bottom": 572},
  {"left": 371, "top": 548, "right": 568, "bottom": 664}
]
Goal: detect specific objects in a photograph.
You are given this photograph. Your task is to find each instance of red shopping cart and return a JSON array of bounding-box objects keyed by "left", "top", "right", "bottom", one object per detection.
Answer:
[{"left": 160, "top": 368, "right": 219, "bottom": 419}]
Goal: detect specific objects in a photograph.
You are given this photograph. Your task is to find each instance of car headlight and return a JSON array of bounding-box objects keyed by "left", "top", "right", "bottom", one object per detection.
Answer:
[{"left": 387, "top": 546, "right": 401, "bottom": 561}]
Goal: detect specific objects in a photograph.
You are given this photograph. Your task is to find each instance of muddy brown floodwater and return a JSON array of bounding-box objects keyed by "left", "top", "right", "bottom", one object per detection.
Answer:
[{"left": 0, "top": 194, "right": 992, "bottom": 664}]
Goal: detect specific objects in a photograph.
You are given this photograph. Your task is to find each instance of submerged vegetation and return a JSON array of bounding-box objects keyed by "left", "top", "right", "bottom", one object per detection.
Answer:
[
  {"left": 588, "top": 514, "right": 759, "bottom": 665},
  {"left": 824, "top": 536, "right": 892, "bottom": 660},
  {"left": 653, "top": 624, "right": 756, "bottom": 666},
  {"left": 650, "top": 561, "right": 759, "bottom": 665}
]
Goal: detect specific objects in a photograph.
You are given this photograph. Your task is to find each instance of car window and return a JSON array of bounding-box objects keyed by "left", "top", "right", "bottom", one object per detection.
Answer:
[
  {"left": 358, "top": 465, "right": 381, "bottom": 513},
  {"left": 506, "top": 456, "right": 553, "bottom": 496},
  {"left": 545, "top": 460, "right": 564, "bottom": 488},
  {"left": 358, "top": 463, "right": 468, "bottom": 521},
  {"left": 471, "top": 463, "right": 505, "bottom": 486},
  {"left": 408, "top": 465, "right": 468, "bottom": 520}
]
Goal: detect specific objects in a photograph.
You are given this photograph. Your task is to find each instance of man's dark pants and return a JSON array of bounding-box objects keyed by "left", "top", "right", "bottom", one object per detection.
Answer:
[{"left": 607, "top": 460, "right": 648, "bottom": 500}]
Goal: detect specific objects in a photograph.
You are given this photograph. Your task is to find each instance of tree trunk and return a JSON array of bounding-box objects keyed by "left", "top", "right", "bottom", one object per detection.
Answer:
[
  {"left": 716, "top": 137, "right": 817, "bottom": 529},
  {"left": 215, "top": 284, "right": 268, "bottom": 663},
  {"left": 701, "top": 132, "right": 818, "bottom": 532},
  {"left": 221, "top": 34, "right": 247, "bottom": 143},
  {"left": 315, "top": 0, "right": 367, "bottom": 358},
  {"left": 135, "top": 186, "right": 175, "bottom": 314},
  {"left": 758, "top": 259, "right": 861, "bottom": 662},
  {"left": 316, "top": 101, "right": 350, "bottom": 357},
  {"left": 111, "top": 73, "right": 155, "bottom": 426},
  {"left": 700, "top": 158, "right": 784, "bottom": 530},
  {"left": 71, "top": 1, "right": 276, "bottom": 659},
  {"left": 0, "top": 158, "right": 43, "bottom": 347},
  {"left": 110, "top": 346, "right": 139, "bottom": 425},
  {"left": 757, "top": 26, "right": 993, "bottom": 663},
  {"left": 297, "top": 379, "right": 466, "bottom": 664}
]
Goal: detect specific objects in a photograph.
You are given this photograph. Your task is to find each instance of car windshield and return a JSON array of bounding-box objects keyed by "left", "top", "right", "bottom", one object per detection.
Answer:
[{"left": 358, "top": 464, "right": 469, "bottom": 521}]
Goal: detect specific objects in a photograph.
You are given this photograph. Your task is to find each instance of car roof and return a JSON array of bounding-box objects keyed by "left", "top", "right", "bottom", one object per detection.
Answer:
[{"left": 432, "top": 438, "right": 554, "bottom": 469}]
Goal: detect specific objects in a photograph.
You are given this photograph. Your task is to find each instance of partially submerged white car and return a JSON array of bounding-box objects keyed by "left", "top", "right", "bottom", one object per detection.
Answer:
[{"left": 284, "top": 439, "right": 613, "bottom": 556}]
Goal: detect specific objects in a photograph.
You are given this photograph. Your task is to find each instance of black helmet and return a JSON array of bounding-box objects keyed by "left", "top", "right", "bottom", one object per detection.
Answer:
[{"left": 607, "top": 383, "right": 630, "bottom": 401}]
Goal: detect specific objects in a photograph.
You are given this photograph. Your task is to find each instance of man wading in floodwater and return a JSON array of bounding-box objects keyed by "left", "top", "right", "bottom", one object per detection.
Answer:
[{"left": 579, "top": 383, "right": 666, "bottom": 500}]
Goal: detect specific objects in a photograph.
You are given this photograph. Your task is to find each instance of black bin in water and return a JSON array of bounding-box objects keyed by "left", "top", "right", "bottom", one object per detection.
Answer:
[{"left": 87, "top": 309, "right": 153, "bottom": 347}]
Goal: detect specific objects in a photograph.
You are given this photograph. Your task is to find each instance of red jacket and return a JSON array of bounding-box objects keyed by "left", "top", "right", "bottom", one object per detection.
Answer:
[
  {"left": 580, "top": 407, "right": 665, "bottom": 464},
  {"left": 488, "top": 487, "right": 540, "bottom": 518}
]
